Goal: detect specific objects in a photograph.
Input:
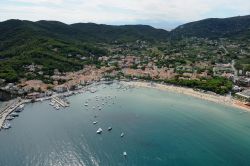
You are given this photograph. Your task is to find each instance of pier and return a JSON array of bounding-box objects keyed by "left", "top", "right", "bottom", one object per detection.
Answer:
[
  {"left": 51, "top": 97, "right": 69, "bottom": 107},
  {"left": 0, "top": 99, "right": 27, "bottom": 129}
]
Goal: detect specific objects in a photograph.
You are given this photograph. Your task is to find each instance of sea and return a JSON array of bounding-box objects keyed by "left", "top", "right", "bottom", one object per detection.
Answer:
[{"left": 0, "top": 83, "right": 250, "bottom": 166}]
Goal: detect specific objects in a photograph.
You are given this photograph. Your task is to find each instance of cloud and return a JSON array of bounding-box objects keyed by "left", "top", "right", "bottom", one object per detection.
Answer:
[
  {"left": 10, "top": 0, "right": 64, "bottom": 4},
  {"left": 0, "top": 0, "right": 249, "bottom": 29}
]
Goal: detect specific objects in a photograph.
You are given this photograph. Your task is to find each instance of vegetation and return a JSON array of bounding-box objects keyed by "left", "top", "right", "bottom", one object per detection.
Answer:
[
  {"left": 165, "top": 77, "right": 233, "bottom": 95},
  {"left": 0, "top": 15, "right": 250, "bottom": 95}
]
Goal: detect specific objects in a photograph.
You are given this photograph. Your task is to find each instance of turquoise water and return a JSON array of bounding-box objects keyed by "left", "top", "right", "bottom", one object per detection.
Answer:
[{"left": 1, "top": 83, "right": 250, "bottom": 166}]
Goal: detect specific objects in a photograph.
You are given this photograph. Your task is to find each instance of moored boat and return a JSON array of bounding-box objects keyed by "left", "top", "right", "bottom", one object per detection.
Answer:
[
  {"left": 10, "top": 112, "right": 19, "bottom": 117},
  {"left": 6, "top": 116, "right": 14, "bottom": 121},
  {"left": 15, "top": 104, "right": 24, "bottom": 112},
  {"left": 96, "top": 128, "right": 103, "bottom": 134},
  {"left": 2, "top": 123, "right": 11, "bottom": 129}
]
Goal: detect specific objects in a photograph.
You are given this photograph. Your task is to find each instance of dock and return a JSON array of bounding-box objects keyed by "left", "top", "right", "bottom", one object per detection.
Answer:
[
  {"left": 0, "top": 99, "right": 27, "bottom": 129},
  {"left": 51, "top": 97, "right": 69, "bottom": 107}
]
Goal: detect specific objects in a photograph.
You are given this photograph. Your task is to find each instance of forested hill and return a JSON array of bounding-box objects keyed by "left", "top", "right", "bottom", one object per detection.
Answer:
[
  {"left": 0, "top": 19, "right": 170, "bottom": 44},
  {"left": 171, "top": 15, "right": 250, "bottom": 39},
  {"left": 0, "top": 15, "right": 250, "bottom": 82}
]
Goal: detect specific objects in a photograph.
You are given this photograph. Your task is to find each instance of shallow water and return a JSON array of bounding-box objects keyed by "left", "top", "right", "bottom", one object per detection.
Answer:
[{"left": 0, "top": 83, "right": 250, "bottom": 166}]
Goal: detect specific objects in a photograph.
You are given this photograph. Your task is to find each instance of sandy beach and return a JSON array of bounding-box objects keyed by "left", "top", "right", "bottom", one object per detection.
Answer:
[{"left": 123, "top": 81, "right": 250, "bottom": 112}]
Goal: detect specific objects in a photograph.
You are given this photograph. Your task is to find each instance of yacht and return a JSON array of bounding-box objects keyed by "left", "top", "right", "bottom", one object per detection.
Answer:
[
  {"left": 10, "top": 112, "right": 19, "bottom": 117},
  {"left": 6, "top": 116, "right": 14, "bottom": 121},
  {"left": 50, "top": 101, "right": 55, "bottom": 106},
  {"left": 15, "top": 104, "right": 24, "bottom": 112},
  {"left": 90, "top": 88, "right": 97, "bottom": 93},
  {"left": 96, "top": 128, "right": 103, "bottom": 134},
  {"left": 2, "top": 123, "right": 11, "bottom": 129},
  {"left": 55, "top": 105, "right": 60, "bottom": 110}
]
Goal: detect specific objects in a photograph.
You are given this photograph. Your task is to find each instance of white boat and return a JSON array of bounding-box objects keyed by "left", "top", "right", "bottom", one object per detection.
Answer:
[
  {"left": 108, "top": 127, "right": 112, "bottom": 131},
  {"left": 19, "top": 104, "right": 25, "bottom": 109},
  {"left": 6, "top": 116, "right": 14, "bottom": 121},
  {"left": 90, "top": 88, "right": 97, "bottom": 93},
  {"left": 50, "top": 101, "right": 55, "bottom": 106},
  {"left": 10, "top": 112, "right": 19, "bottom": 117},
  {"left": 120, "top": 132, "right": 124, "bottom": 137},
  {"left": 93, "top": 121, "right": 98, "bottom": 125},
  {"left": 84, "top": 103, "right": 88, "bottom": 106},
  {"left": 2, "top": 123, "right": 11, "bottom": 129},
  {"left": 55, "top": 104, "right": 60, "bottom": 110},
  {"left": 96, "top": 128, "right": 103, "bottom": 134},
  {"left": 15, "top": 104, "right": 24, "bottom": 112},
  {"left": 123, "top": 152, "right": 127, "bottom": 157}
]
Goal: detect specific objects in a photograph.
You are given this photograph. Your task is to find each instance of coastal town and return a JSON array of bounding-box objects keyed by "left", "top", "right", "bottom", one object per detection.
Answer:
[
  {"left": 1, "top": 38, "right": 250, "bottom": 99},
  {"left": 1, "top": 1, "right": 250, "bottom": 164},
  {"left": 1, "top": 37, "right": 250, "bottom": 130}
]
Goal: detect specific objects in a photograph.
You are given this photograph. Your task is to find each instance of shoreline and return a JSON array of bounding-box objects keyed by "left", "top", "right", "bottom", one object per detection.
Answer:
[
  {"left": 0, "top": 81, "right": 110, "bottom": 128},
  {"left": 122, "top": 81, "right": 250, "bottom": 112},
  {"left": 1, "top": 80, "right": 249, "bottom": 128}
]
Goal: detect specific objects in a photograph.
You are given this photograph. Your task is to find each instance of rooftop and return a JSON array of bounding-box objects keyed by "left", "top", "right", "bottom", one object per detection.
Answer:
[{"left": 236, "top": 90, "right": 250, "bottom": 99}]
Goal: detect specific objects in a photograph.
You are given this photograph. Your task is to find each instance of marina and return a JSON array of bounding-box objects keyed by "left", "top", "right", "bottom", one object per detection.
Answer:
[{"left": 0, "top": 99, "right": 28, "bottom": 129}]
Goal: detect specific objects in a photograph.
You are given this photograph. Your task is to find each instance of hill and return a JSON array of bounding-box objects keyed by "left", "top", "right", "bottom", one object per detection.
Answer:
[
  {"left": 0, "top": 19, "right": 169, "bottom": 82},
  {"left": 171, "top": 15, "right": 250, "bottom": 39}
]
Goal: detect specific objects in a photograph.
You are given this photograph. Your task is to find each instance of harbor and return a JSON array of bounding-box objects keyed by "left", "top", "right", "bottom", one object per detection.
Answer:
[{"left": 0, "top": 98, "right": 29, "bottom": 129}]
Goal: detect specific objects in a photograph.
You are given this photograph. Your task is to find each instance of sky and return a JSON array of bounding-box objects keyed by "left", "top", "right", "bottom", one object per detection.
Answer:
[{"left": 0, "top": 0, "right": 249, "bottom": 30}]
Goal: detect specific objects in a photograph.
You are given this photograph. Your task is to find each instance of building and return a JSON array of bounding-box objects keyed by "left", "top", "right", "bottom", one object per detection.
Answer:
[{"left": 235, "top": 90, "right": 250, "bottom": 102}]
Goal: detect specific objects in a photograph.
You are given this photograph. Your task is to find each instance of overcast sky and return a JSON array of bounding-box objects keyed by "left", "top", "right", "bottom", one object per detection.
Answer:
[{"left": 0, "top": 0, "right": 249, "bottom": 29}]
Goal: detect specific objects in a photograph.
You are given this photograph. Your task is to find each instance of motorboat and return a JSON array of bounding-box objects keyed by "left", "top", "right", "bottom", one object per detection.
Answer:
[
  {"left": 120, "top": 132, "right": 124, "bottom": 137},
  {"left": 96, "top": 128, "right": 103, "bottom": 134},
  {"left": 50, "top": 101, "right": 55, "bottom": 106},
  {"left": 93, "top": 121, "right": 98, "bottom": 125},
  {"left": 2, "top": 123, "right": 11, "bottom": 129},
  {"left": 10, "top": 112, "right": 19, "bottom": 117},
  {"left": 6, "top": 116, "right": 14, "bottom": 121},
  {"left": 15, "top": 104, "right": 24, "bottom": 112},
  {"left": 55, "top": 104, "right": 60, "bottom": 110},
  {"left": 108, "top": 127, "right": 112, "bottom": 131}
]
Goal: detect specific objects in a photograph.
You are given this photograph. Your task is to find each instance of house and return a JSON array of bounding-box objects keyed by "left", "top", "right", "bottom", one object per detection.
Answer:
[
  {"left": 236, "top": 77, "right": 250, "bottom": 87},
  {"left": 27, "top": 92, "right": 40, "bottom": 99},
  {"left": 53, "top": 85, "right": 67, "bottom": 93},
  {"left": 235, "top": 90, "right": 250, "bottom": 102}
]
